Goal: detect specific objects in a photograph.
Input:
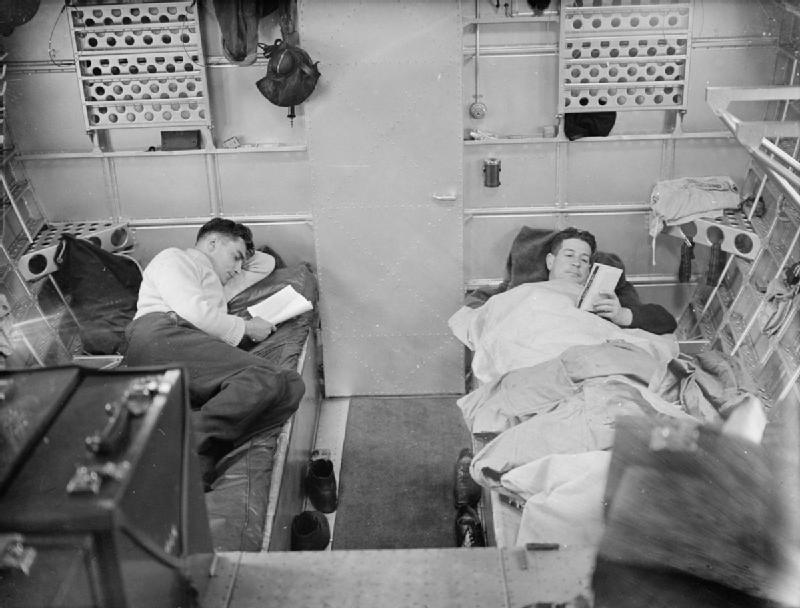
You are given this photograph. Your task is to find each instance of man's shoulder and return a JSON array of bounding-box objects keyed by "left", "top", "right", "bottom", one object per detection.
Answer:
[
  {"left": 149, "top": 247, "right": 195, "bottom": 264},
  {"left": 145, "top": 247, "right": 199, "bottom": 274}
]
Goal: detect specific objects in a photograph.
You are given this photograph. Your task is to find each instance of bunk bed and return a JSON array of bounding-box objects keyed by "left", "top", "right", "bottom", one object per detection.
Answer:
[
  {"left": 450, "top": 85, "right": 800, "bottom": 605},
  {"left": 12, "top": 233, "right": 322, "bottom": 553}
]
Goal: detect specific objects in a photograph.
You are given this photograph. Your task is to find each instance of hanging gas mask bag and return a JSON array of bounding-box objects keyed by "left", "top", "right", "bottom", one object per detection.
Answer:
[{"left": 255, "top": 39, "right": 321, "bottom": 108}]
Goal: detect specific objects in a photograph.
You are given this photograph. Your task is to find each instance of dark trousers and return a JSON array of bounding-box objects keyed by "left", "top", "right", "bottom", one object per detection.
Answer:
[{"left": 122, "top": 312, "right": 304, "bottom": 471}]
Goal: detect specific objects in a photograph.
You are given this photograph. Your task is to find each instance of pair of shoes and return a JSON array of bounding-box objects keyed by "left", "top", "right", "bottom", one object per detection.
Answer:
[
  {"left": 291, "top": 510, "right": 330, "bottom": 551},
  {"left": 453, "top": 448, "right": 482, "bottom": 508},
  {"left": 305, "top": 456, "right": 338, "bottom": 513},
  {"left": 455, "top": 505, "right": 485, "bottom": 548}
]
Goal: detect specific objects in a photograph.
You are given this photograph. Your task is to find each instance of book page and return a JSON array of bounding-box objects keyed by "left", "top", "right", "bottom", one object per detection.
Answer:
[
  {"left": 577, "top": 263, "right": 623, "bottom": 311},
  {"left": 247, "top": 285, "right": 313, "bottom": 325}
]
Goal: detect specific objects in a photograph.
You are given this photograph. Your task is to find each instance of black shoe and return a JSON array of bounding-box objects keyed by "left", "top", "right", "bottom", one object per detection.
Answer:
[
  {"left": 291, "top": 510, "right": 331, "bottom": 551},
  {"left": 453, "top": 448, "right": 482, "bottom": 508},
  {"left": 455, "top": 505, "right": 485, "bottom": 548},
  {"left": 198, "top": 454, "right": 218, "bottom": 493},
  {"left": 305, "top": 458, "right": 338, "bottom": 513}
]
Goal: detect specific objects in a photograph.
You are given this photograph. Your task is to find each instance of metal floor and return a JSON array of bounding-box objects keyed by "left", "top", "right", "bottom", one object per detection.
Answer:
[{"left": 202, "top": 546, "right": 597, "bottom": 608}]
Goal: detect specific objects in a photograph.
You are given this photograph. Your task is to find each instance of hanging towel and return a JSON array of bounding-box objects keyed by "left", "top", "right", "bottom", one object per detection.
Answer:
[{"left": 213, "top": 0, "right": 281, "bottom": 66}]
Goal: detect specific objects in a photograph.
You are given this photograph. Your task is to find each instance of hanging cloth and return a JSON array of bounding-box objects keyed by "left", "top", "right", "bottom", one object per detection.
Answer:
[
  {"left": 0, "top": 0, "right": 39, "bottom": 37},
  {"left": 213, "top": 0, "right": 282, "bottom": 66},
  {"left": 648, "top": 176, "right": 740, "bottom": 265}
]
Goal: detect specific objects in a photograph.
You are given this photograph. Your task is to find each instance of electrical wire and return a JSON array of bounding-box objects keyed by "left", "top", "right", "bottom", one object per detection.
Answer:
[{"left": 47, "top": 2, "right": 70, "bottom": 68}]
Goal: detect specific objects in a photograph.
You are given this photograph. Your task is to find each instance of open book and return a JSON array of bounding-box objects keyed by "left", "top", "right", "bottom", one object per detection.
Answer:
[
  {"left": 247, "top": 285, "right": 313, "bottom": 325},
  {"left": 577, "top": 263, "right": 623, "bottom": 311}
]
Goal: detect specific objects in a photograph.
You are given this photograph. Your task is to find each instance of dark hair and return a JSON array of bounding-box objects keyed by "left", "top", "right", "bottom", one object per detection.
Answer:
[
  {"left": 196, "top": 218, "right": 254, "bottom": 255},
  {"left": 549, "top": 227, "right": 596, "bottom": 255}
]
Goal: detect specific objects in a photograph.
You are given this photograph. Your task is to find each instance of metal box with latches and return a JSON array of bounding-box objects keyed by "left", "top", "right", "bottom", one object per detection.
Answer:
[{"left": 0, "top": 366, "right": 213, "bottom": 608}]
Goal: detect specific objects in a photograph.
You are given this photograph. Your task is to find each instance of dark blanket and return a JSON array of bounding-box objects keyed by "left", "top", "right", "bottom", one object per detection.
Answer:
[
  {"left": 53, "top": 235, "right": 142, "bottom": 355},
  {"left": 228, "top": 262, "right": 319, "bottom": 370},
  {"left": 207, "top": 262, "right": 319, "bottom": 551}
]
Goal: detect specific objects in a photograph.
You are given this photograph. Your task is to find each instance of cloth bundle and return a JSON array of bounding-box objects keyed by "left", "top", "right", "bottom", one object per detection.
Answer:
[
  {"left": 762, "top": 267, "right": 800, "bottom": 337},
  {"left": 648, "top": 176, "right": 740, "bottom": 264}
]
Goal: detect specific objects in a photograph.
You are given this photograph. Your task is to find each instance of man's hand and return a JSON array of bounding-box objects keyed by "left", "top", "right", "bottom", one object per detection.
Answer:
[
  {"left": 244, "top": 317, "right": 275, "bottom": 342},
  {"left": 592, "top": 292, "right": 633, "bottom": 327}
]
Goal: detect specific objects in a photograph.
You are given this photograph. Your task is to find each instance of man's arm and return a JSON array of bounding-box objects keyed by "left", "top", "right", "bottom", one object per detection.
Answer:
[{"left": 615, "top": 281, "right": 677, "bottom": 334}]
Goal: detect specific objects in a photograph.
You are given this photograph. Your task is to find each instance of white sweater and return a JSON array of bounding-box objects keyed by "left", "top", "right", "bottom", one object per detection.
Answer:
[{"left": 134, "top": 248, "right": 275, "bottom": 346}]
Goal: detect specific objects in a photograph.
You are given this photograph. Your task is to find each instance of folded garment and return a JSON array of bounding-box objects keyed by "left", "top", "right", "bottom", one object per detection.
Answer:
[{"left": 648, "top": 176, "right": 740, "bottom": 264}]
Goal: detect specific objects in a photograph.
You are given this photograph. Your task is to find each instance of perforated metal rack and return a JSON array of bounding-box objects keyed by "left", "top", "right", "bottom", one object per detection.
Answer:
[
  {"left": 17, "top": 221, "right": 133, "bottom": 282},
  {"left": 66, "top": 2, "right": 211, "bottom": 131},
  {"left": 675, "top": 83, "right": 800, "bottom": 409},
  {"left": 559, "top": 1, "right": 692, "bottom": 114}
]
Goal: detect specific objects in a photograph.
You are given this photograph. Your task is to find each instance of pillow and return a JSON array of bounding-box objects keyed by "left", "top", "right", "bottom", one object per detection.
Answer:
[
  {"left": 53, "top": 235, "right": 142, "bottom": 355},
  {"left": 228, "top": 262, "right": 319, "bottom": 370},
  {"left": 465, "top": 226, "right": 630, "bottom": 308},
  {"left": 227, "top": 262, "right": 318, "bottom": 314}
]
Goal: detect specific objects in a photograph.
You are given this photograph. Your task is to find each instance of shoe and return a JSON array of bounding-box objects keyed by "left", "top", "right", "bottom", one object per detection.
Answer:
[
  {"left": 198, "top": 453, "right": 218, "bottom": 493},
  {"left": 453, "top": 448, "right": 482, "bottom": 508},
  {"left": 455, "top": 505, "right": 485, "bottom": 548},
  {"left": 305, "top": 458, "right": 338, "bottom": 513},
  {"left": 290, "top": 510, "right": 331, "bottom": 551}
]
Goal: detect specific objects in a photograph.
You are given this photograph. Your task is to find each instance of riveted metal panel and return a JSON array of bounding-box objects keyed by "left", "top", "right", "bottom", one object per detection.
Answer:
[
  {"left": 217, "top": 152, "right": 312, "bottom": 216},
  {"left": 206, "top": 66, "right": 307, "bottom": 146},
  {"left": 673, "top": 138, "right": 750, "bottom": 180},
  {"left": 115, "top": 155, "right": 211, "bottom": 218},
  {"left": 304, "top": 0, "right": 463, "bottom": 395},
  {"left": 465, "top": 54, "right": 559, "bottom": 136},
  {"left": 6, "top": 72, "right": 95, "bottom": 154},
  {"left": 464, "top": 143, "right": 557, "bottom": 208},
  {"left": 130, "top": 221, "right": 314, "bottom": 268},
  {"left": 315, "top": 204, "right": 460, "bottom": 335},
  {"left": 320, "top": 335, "right": 464, "bottom": 396},
  {"left": 682, "top": 46, "right": 777, "bottom": 133},
  {"left": 464, "top": 211, "right": 692, "bottom": 283},
  {"left": 565, "top": 139, "right": 663, "bottom": 205},
  {"left": 24, "top": 158, "right": 112, "bottom": 221}
]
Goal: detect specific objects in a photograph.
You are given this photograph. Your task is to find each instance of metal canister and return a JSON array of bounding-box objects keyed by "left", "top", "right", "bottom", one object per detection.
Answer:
[{"left": 483, "top": 158, "right": 501, "bottom": 188}]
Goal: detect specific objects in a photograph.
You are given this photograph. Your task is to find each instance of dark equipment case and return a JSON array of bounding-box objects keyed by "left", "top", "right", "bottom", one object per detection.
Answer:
[{"left": 0, "top": 365, "right": 213, "bottom": 608}]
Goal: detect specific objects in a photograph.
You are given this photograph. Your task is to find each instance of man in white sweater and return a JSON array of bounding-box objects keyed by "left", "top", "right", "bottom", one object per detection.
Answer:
[{"left": 122, "top": 218, "right": 305, "bottom": 489}]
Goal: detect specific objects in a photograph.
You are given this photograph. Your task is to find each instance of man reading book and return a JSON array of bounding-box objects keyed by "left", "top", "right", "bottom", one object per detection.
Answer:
[
  {"left": 544, "top": 227, "right": 676, "bottom": 334},
  {"left": 121, "top": 218, "right": 305, "bottom": 489}
]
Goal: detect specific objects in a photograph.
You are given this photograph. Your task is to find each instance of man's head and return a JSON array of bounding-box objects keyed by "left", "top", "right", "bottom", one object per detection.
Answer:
[
  {"left": 195, "top": 218, "right": 254, "bottom": 284},
  {"left": 545, "top": 227, "right": 596, "bottom": 284}
]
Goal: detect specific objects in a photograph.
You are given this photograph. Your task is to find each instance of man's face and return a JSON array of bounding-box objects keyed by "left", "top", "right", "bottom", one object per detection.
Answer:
[
  {"left": 546, "top": 238, "right": 592, "bottom": 284},
  {"left": 206, "top": 235, "right": 248, "bottom": 284}
]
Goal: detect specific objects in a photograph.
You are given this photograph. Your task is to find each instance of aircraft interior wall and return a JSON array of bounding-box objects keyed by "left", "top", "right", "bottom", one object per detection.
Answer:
[{"left": 1, "top": 1, "right": 800, "bottom": 606}]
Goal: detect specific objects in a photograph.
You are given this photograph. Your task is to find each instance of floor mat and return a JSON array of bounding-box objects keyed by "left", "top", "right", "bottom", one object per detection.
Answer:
[{"left": 332, "top": 395, "right": 471, "bottom": 550}]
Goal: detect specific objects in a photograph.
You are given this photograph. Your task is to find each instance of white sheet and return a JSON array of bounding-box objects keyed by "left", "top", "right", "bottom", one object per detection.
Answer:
[{"left": 464, "top": 280, "right": 678, "bottom": 383}]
